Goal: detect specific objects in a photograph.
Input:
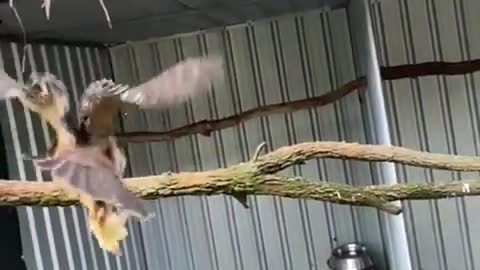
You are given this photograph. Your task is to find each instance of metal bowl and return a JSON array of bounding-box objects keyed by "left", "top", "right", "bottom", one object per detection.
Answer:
[{"left": 327, "top": 243, "right": 375, "bottom": 270}]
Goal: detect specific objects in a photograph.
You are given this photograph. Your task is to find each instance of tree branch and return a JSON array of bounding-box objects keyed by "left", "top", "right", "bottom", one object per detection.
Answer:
[
  {"left": 3, "top": 141, "right": 480, "bottom": 215},
  {"left": 2, "top": 170, "right": 480, "bottom": 215},
  {"left": 256, "top": 141, "right": 480, "bottom": 173},
  {"left": 117, "top": 58, "right": 480, "bottom": 144},
  {"left": 117, "top": 78, "right": 366, "bottom": 143}
]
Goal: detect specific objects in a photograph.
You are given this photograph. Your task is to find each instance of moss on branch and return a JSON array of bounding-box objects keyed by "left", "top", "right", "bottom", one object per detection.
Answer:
[{"left": 2, "top": 141, "right": 480, "bottom": 215}]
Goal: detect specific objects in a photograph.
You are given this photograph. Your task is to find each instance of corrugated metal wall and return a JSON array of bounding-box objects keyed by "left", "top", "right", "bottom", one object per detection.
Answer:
[
  {"left": 5, "top": 0, "right": 479, "bottom": 269},
  {"left": 347, "top": 1, "right": 413, "bottom": 270},
  {"left": 110, "top": 7, "right": 391, "bottom": 270},
  {"left": 0, "top": 42, "right": 148, "bottom": 270},
  {"left": 370, "top": 0, "right": 480, "bottom": 269}
]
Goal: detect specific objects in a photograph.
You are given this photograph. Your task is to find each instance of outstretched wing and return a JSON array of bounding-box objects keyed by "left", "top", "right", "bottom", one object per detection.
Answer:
[
  {"left": 0, "top": 70, "right": 72, "bottom": 123},
  {"left": 34, "top": 147, "right": 147, "bottom": 219},
  {"left": 119, "top": 55, "right": 224, "bottom": 108},
  {"left": 27, "top": 71, "right": 71, "bottom": 117},
  {"left": 78, "top": 79, "right": 129, "bottom": 137},
  {"left": 79, "top": 55, "right": 224, "bottom": 137},
  {"left": 0, "top": 69, "right": 25, "bottom": 100}
]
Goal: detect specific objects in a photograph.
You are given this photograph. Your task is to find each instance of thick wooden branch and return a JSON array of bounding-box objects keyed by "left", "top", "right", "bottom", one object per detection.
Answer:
[
  {"left": 117, "top": 59, "right": 480, "bottom": 144},
  {"left": 257, "top": 141, "right": 480, "bottom": 173},
  {"left": 2, "top": 171, "right": 480, "bottom": 215},
  {"left": 2, "top": 141, "right": 480, "bottom": 214}
]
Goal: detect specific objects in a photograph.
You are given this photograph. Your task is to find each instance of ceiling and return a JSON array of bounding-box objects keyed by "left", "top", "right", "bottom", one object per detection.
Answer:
[{"left": 0, "top": 0, "right": 348, "bottom": 45}]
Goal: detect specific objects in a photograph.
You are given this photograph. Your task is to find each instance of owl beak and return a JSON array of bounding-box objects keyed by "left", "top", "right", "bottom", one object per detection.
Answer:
[{"left": 23, "top": 83, "right": 49, "bottom": 103}]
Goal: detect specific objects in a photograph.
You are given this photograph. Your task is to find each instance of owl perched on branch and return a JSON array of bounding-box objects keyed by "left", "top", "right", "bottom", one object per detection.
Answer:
[{"left": 0, "top": 55, "right": 224, "bottom": 254}]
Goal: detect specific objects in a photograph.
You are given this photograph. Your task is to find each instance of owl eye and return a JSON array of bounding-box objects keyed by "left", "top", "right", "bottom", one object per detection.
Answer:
[
  {"left": 80, "top": 115, "right": 90, "bottom": 126},
  {"left": 31, "top": 84, "right": 42, "bottom": 93},
  {"left": 28, "top": 84, "right": 45, "bottom": 99}
]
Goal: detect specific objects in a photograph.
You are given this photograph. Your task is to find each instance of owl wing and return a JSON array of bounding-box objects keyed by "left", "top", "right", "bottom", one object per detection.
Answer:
[
  {"left": 118, "top": 55, "right": 224, "bottom": 108},
  {"left": 78, "top": 55, "right": 224, "bottom": 138},
  {"left": 0, "top": 69, "right": 72, "bottom": 119},
  {"left": 34, "top": 147, "right": 147, "bottom": 219},
  {"left": 0, "top": 69, "right": 25, "bottom": 100},
  {"left": 78, "top": 79, "right": 129, "bottom": 137}
]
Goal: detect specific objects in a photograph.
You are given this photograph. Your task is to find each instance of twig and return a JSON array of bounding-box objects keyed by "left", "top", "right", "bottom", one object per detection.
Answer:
[
  {"left": 231, "top": 142, "right": 269, "bottom": 208},
  {"left": 2, "top": 141, "right": 480, "bottom": 214},
  {"left": 251, "top": 141, "right": 267, "bottom": 162},
  {"left": 117, "top": 58, "right": 480, "bottom": 144}
]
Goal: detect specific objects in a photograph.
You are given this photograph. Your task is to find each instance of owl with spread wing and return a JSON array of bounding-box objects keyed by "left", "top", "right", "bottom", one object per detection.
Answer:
[{"left": 0, "top": 55, "right": 224, "bottom": 254}]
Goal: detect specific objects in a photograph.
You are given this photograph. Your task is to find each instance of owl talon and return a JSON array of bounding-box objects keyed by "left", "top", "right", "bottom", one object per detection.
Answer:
[
  {"left": 94, "top": 202, "right": 107, "bottom": 226},
  {"left": 87, "top": 201, "right": 129, "bottom": 255}
]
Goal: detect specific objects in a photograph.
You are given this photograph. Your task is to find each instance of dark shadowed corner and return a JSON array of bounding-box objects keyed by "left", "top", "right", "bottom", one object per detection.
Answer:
[{"left": 0, "top": 118, "right": 27, "bottom": 270}]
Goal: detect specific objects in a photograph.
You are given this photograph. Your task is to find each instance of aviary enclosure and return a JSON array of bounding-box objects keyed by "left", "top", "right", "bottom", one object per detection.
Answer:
[{"left": 0, "top": 0, "right": 479, "bottom": 269}]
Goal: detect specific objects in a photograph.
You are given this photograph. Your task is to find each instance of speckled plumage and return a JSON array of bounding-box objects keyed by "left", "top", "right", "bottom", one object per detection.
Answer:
[{"left": 0, "top": 55, "right": 224, "bottom": 254}]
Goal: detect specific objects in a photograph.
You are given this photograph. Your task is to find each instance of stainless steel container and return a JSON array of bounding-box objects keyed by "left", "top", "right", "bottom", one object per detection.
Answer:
[{"left": 327, "top": 243, "right": 375, "bottom": 270}]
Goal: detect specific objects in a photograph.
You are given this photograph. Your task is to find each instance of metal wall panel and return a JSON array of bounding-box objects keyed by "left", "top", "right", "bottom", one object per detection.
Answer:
[
  {"left": 0, "top": 42, "right": 147, "bottom": 270},
  {"left": 347, "top": 1, "right": 413, "bottom": 270},
  {"left": 110, "top": 8, "right": 390, "bottom": 270},
  {"left": 370, "top": 0, "right": 480, "bottom": 269}
]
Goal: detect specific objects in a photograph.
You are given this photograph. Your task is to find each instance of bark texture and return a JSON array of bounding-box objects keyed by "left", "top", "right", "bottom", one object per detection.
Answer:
[{"left": 3, "top": 141, "right": 480, "bottom": 215}]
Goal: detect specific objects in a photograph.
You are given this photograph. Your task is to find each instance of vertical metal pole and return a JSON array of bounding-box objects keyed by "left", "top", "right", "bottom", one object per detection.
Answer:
[{"left": 349, "top": 1, "right": 413, "bottom": 269}]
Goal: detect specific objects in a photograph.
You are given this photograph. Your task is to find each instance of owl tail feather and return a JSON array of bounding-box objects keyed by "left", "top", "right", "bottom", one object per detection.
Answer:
[
  {"left": 81, "top": 196, "right": 129, "bottom": 255},
  {"left": 33, "top": 153, "right": 153, "bottom": 255}
]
